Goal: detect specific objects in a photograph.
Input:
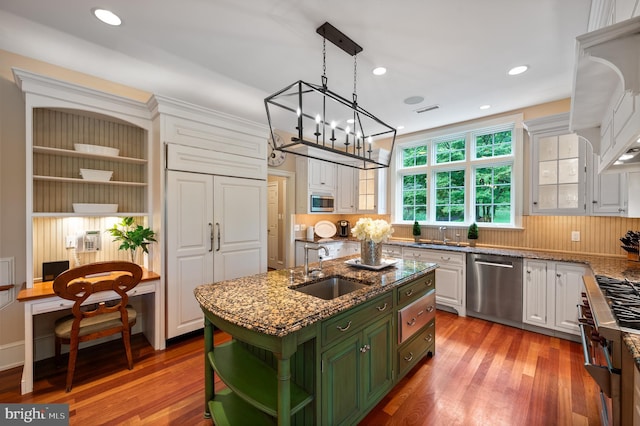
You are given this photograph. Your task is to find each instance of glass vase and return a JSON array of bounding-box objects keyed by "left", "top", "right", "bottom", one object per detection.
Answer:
[{"left": 361, "top": 240, "right": 382, "bottom": 266}]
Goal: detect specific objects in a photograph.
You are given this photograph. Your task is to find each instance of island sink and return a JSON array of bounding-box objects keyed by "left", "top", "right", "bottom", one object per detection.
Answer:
[{"left": 289, "top": 275, "right": 372, "bottom": 300}]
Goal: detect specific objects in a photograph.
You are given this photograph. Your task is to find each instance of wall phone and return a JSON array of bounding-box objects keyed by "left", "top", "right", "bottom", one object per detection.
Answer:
[{"left": 76, "top": 230, "right": 102, "bottom": 252}]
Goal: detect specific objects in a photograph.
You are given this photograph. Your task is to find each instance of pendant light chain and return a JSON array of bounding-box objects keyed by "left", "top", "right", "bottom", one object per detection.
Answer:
[
  {"left": 352, "top": 54, "right": 358, "bottom": 105},
  {"left": 322, "top": 37, "right": 327, "bottom": 88}
]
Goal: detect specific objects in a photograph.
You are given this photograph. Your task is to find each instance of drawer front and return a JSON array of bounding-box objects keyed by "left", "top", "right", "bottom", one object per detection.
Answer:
[
  {"left": 398, "top": 320, "right": 435, "bottom": 378},
  {"left": 404, "top": 248, "right": 464, "bottom": 266},
  {"left": 322, "top": 293, "right": 393, "bottom": 346},
  {"left": 398, "top": 291, "right": 436, "bottom": 344},
  {"left": 397, "top": 271, "right": 435, "bottom": 306}
]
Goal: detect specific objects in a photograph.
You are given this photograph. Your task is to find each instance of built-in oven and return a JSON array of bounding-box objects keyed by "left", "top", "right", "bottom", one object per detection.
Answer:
[
  {"left": 310, "top": 194, "right": 334, "bottom": 212},
  {"left": 580, "top": 275, "right": 637, "bottom": 426}
]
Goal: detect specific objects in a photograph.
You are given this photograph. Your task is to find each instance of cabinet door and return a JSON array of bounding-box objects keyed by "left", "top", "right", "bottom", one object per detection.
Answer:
[
  {"left": 336, "top": 166, "right": 357, "bottom": 213},
  {"left": 309, "top": 159, "right": 336, "bottom": 191},
  {"left": 166, "top": 170, "right": 214, "bottom": 339},
  {"left": 213, "top": 176, "right": 267, "bottom": 281},
  {"left": 531, "top": 133, "right": 587, "bottom": 215},
  {"left": 554, "top": 262, "right": 587, "bottom": 334},
  {"left": 357, "top": 168, "right": 387, "bottom": 214},
  {"left": 591, "top": 153, "right": 627, "bottom": 215},
  {"left": 362, "top": 316, "right": 393, "bottom": 407},
  {"left": 322, "top": 334, "right": 362, "bottom": 426},
  {"left": 523, "top": 259, "right": 549, "bottom": 326}
]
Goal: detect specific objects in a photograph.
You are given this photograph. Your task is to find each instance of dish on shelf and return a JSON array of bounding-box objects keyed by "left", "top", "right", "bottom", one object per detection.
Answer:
[
  {"left": 72, "top": 203, "right": 118, "bottom": 213},
  {"left": 79, "top": 168, "right": 113, "bottom": 181},
  {"left": 74, "top": 143, "right": 119, "bottom": 157},
  {"left": 345, "top": 258, "right": 399, "bottom": 270},
  {"left": 314, "top": 220, "right": 337, "bottom": 238}
]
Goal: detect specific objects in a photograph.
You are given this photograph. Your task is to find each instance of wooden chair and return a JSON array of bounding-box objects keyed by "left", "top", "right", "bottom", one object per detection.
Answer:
[{"left": 53, "top": 261, "right": 143, "bottom": 391}]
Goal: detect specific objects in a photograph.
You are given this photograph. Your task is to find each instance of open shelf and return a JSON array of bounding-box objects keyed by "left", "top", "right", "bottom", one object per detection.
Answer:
[
  {"left": 33, "top": 146, "right": 147, "bottom": 164},
  {"left": 208, "top": 389, "right": 276, "bottom": 426},
  {"left": 208, "top": 340, "right": 313, "bottom": 417},
  {"left": 33, "top": 175, "right": 147, "bottom": 187}
]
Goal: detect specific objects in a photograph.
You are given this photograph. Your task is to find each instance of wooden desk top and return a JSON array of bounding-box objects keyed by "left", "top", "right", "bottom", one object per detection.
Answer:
[{"left": 17, "top": 269, "right": 160, "bottom": 302}]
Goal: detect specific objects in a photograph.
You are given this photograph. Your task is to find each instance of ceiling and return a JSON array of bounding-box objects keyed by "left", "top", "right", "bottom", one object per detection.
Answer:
[{"left": 0, "top": 0, "right": 591, "bottom": 136}]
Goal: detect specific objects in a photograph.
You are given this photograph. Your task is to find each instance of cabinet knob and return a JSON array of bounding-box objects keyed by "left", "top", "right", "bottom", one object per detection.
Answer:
[
  {"left": 618, "top": 208, "right": 626, "bottom": 212},
  {"left": 426, "top": 305, "right": 435, "bottom": 313},
  {"left": 592, "top": 200, "right": 598, "bottom": 204},
  {"left": 556, "top": 273, "right": 562, "bottom": 278},
  {"left": 526, "top": 269, "right": 531, "bottom": 274},
  {"left": 425, "top": 334, "right": 433, "bottom": 343},
  {"left": 405, "top": 289, "right": 414, "bottom": 297},
  {"left": 407, "top": 318, "right": 416, "bottom": 326},
  {"left": 360, "top": 344, "right": 371, "bottom": 353},
  {"left": 403, "top": 352, "right": 414, "bottom": 362}
]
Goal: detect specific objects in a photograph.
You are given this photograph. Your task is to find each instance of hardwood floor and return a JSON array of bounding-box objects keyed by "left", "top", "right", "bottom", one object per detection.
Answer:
[{"left": 0, "top": 311, "right": 601, "bottom": 425}]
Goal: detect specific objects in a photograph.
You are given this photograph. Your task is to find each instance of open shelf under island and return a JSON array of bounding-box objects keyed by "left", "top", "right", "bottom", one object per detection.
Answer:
[{"left": 194, "top": 255, "right": 438, "bottom": 425}]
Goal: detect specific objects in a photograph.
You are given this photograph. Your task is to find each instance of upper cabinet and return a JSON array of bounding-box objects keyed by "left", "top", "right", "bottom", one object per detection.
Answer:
[
  {"left": 569, "top": 15, "right": 640, "bottom": 173},
  {"left": 358, "top": 168, "right": 387, "bottom": 214},
  {"left": 525, "top": 113, "right": 588, "bottom": 215}
]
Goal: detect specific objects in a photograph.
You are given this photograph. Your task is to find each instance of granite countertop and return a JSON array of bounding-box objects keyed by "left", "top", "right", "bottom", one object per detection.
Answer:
[
  {"left": 297, "top": 237, "right": 640, "bottom": 282},
  {"left": 194, "top": 257, "right": 436, "bottom": 338}
]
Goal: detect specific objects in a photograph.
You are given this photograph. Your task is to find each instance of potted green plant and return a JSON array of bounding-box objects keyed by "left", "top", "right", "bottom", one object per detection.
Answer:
[
  {"left": 412, "top": 221, "right": 421, "bottom": 242},
  {"left": 467, "top": 222, "right": 479, "bottom": 247},
  {"left": 107, "top": 217, "right": 156, "bottom": 263}
]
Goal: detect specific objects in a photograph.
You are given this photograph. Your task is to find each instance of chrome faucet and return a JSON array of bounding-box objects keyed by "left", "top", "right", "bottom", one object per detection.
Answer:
[
  {"left": 304, "top": 244, "right": 329, "bottom": 278},
  {"left": 439, "top": 226, "right": 450, "bottom": 245}
]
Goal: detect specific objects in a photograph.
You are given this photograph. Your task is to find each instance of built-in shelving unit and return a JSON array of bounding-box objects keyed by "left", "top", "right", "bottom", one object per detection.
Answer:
[{"left": 13, "top": 68, "right": 155, "bottom": 286}]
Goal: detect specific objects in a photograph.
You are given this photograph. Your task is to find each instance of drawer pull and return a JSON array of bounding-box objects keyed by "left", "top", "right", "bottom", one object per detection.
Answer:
[
  {"left": 441, "top": 256, "right": 450, "bottom": 261},
  {"left": 417, "top": 310, "right": 424, "bottom": 316},
  {"left": 425, "top": 334, "right": 433, "bottom": 343},
  {"left": 426, "top": 305, "right": 435, "bottom": 313},
  {"left": 407, "top": 318, "right": 416, "bottom": 326},
  {"left": 360, "top": 344, "right": 371, "bottom": 353},
  {"left": 404, "top": 352, "right": 414, "bottom": 362},
  {"left": 426, "top": 280, "right": 433, "bottom": 287},
  {"left": 405, "top": 289, "right": 414, "bottom": 297},
  {"left": 336, "top": 321, "right": 352, "bottom": 332},
  {"left": 376, "top": 303, "right": 388, "bottom": 312}
]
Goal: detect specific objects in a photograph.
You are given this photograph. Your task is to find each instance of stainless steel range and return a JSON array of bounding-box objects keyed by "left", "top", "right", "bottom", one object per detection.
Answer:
[{"left": 580, "top": 274, "right": 639, "bottom": 426}]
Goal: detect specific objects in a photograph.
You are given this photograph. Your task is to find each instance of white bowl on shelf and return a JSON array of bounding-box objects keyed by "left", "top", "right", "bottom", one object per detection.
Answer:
[
  {"left": 72, "top": 203, "right": 118, "bottom": 213},
  {"left": 79, "top": 168, "right": 113, "bottom": 181},
  {"left": 74, "top": 143, "right": 119, "bottom": 157}
]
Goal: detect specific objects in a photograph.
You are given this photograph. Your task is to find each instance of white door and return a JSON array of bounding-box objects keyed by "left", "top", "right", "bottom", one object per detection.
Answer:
[
  {"left": 213, "top": 176, "right": 267, "bottom": 281},
  {"left": 554, "top": 262, "right": 587, "bottom": 334},
  {"left": 166, "top": 170, "right": 214, "bottom": 339},
  {"left": 267, "top": 181, "right": 279, "bottom": 269}
]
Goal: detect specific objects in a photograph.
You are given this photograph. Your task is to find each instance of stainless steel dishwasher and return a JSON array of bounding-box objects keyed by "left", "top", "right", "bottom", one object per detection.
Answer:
[{"left": 466, "top": 253, "right": 523, "bottom": 328}]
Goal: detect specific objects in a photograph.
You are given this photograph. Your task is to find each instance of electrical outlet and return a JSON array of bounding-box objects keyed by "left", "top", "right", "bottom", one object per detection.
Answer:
[
  {"left": 65, "top": 235, "right": 76, "bottom": 249},
  {"left": 571, "top": 231, "right": 580, "bottom": 242}
]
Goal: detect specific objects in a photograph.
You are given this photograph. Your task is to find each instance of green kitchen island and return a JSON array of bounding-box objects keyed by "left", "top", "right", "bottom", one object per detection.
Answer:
[{"left": 194, "top": 256, "right": 437, "bottom": 426}]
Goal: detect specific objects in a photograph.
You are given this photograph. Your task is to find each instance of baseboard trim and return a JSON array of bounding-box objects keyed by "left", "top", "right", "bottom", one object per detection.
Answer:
[{"left": 0, "top": 340, "right": 25, "bottom": 371}]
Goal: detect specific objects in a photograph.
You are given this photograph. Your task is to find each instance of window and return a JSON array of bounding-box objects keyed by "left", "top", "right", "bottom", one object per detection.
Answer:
[
  {"left": 435, "top": 137, "right": 465, "bottom": 164},
  {"left": 435, "top": 170, "right": 465, "bottom": 222},
  {"left": 394, "top": 117, "right": 521, "bottom": 227},
  {"left": 401, "top": 173, "right": 427, "bottom": 221},
  {"left": 475, "top": 165, "right": 512, "bottom": 223}
]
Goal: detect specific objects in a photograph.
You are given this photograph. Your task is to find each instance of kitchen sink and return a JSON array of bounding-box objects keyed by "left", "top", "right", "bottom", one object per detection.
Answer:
[{"left": 289, "top": 276, "right": 372, "bottom": 300}]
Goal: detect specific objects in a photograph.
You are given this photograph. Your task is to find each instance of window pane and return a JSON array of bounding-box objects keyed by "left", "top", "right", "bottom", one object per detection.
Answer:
[
  {"left": 401, "top": 173, "right": 428, "bottom": 222},
  {"left": 402, "top": 145, "right": 428, "bottom": 167},
  {"left": 474, "top": 165, "right": 512, "bottom": 223},
  {"left": 475, "top": 129, "right": 512, "bottom": 158},
  {"left": 435, "top": 138, "right": 466, "bottom": 164},
  {"left": 435, "top": 170, "right": 465, "bottom": 222}
]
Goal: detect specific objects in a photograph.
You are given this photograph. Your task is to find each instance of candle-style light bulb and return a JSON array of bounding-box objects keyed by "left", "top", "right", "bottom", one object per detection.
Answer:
[
  {"left": 296, "top": 107, "right": 301, "bottom": 117},
  {"left": 330, "top": 121, "right": 336, "bottom": 142},
  {"left": 314, "top": 114, "right": 321, "bottom": 138},
  {"left": 345, "top": 125, "right": 350, "bottom": 145}
]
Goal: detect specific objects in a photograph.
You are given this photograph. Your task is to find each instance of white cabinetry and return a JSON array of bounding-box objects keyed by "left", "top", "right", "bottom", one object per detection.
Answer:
[
  {"left": 381, "top": 244, "right": 402, "bottom": 258},
  {"left": 358, "top": 168, "right": 387, "bottom": 214},
  {"left": 296, "top": 157, "right": 336, "bottom": 213},
  {"left": 590, "top": 153, "right": 628, "bottom": 215},
  {"left": 523, "top": 259, "right": 589, "bottom": 336},
  {"left": 403, "top": 248, "right": 465, "bottom": 316},
  {"left": 336, "top": 166, "right": 357, "bottom": 213},
  {"left": 14, "top": 69, "right": 156, "bottom": 286}
]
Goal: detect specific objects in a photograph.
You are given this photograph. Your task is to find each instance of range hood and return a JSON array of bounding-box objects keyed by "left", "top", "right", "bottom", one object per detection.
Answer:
[{"left": 569, "top": 15, "right": 640, "bottom": 173}]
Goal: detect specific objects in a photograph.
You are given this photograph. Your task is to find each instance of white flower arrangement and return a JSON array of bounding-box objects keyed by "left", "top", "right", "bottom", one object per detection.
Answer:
[{"left": 351, "top": 218, "right": 394, "bottom": 243}]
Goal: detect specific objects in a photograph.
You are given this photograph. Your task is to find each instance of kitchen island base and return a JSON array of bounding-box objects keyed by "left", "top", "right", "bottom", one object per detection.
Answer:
[{"left": 196, "top": 260, "right": 437, "bottom": 425}]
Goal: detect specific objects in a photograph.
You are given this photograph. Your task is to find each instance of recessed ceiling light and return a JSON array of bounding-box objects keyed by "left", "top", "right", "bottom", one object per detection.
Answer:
[
  {"left": 372, "top": 67, "right": 387, "bottom": 76},
  {"left": 480, "top": 104, "right": 491, "bottom": 110},
  {"left": 404, "top": 96, "right": 424, "bottom": 105},
  {"left": 508, "top": 65, "right": 528, "bottom": 76},
  {"left": 619, "top": 154, "right": 634, "bottom": 161},
  {"left": 92, "top": 8, "right": 122, "bottom": 26}
]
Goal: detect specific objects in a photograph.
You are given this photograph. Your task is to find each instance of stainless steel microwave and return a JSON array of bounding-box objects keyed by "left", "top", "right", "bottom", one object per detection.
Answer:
[{"left": 310, "top": 194, "right": 334, "bottom": 212}]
